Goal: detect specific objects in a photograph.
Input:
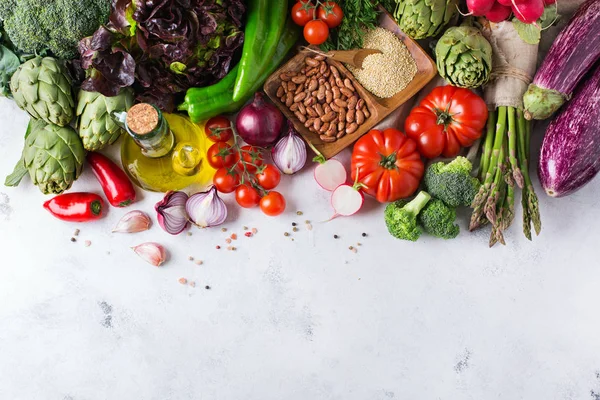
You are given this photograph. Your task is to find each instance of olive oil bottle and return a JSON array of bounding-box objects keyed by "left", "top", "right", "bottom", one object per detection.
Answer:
[{"left": 115, "top": 104, "right": 215, "bottom": 192}]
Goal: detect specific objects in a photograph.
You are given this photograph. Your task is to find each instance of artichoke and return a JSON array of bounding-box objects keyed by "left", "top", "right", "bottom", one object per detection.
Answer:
[
  {"left": 394, "top": 0, "right": 458, "bottom": 39},
  {"left": 76, "top": 89, "right": 133, "bottom": 151},
  {"left": 5, "top": 119, "right": 85, "bottom": 194},
  {"left": 435, "top": 26, "right": 493, "bottom": 89},
  {"left": 10, "top": 56, "right": 74, "bottom": 126}
]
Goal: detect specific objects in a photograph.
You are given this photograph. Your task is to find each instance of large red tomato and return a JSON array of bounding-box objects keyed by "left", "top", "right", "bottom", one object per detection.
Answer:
[
  {"left": 351, "top": 128, "right": 424, "bottom": 203},
  {"left": 404, "top": 86, "right": 488, "bottom": 159}
]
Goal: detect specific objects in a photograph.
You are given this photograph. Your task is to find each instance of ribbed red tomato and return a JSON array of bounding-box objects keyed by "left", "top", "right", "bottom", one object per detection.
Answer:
[
  {"left": 404, "top": 86, "right": 488, "bottom": 159},
  {"left": 351, "top": 128, "right": 424, "bottom": 203}
]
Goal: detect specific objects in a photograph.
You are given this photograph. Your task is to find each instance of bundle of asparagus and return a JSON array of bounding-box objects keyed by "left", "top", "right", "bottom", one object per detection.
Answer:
[{"left": 471, "top": 20, "right": 542, "bottom": 246}]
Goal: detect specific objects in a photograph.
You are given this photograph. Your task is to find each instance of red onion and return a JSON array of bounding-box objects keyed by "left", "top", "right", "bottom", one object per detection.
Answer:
[
  {"left": 271, "top": 122, "right": 307, "bottom": 174},
  {"left": 185, "top": 186, "right": 227, "bottom": 227},
  {"left": 235, "top": 92, "right": 284, "bottom": 147},
  {"left": 155, "top": 191, "right": 189, "bottom": 235}
]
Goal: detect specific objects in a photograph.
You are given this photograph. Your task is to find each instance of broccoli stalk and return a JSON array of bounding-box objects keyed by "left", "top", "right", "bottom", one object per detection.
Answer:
[
  {"left": 384, "top": 191, "right": 431, "bottom": 241},
  {"left": 418, "top": 199, "right": 459, "bottom": 239}
]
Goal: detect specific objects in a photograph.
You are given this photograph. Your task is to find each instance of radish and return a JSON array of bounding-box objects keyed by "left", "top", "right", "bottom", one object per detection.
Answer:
[
  {"left": 485, "top": 2, "right": 512, "bottom": 22},
  {"left": 314, "top": 159, "right": 347, "bottom": 191},
  {"left": 512, "top": 0, "right": 544, "bottom": 24},
  {"left": 328, "top": 184, "right": 364, "bottom": 220},
  {"left": 467, "top": 0, "right": 495, "bottom": 16},
  {"left": 498, "top": 0, "right": 512, "bottom": 6},
  {"left": 544, "top": 0, "right": 556, "bottom": 4},
  {"left": 307, "top": 141, "right": 347, "bottom": 191}
]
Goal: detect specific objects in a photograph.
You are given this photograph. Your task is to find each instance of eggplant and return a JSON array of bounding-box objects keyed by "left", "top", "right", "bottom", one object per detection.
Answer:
[
  {"left": 538, "top": 63, "right": 600, "bottom": 197},
  {"left": 523, "top": 0, "right": 600, "bottom": 120}
]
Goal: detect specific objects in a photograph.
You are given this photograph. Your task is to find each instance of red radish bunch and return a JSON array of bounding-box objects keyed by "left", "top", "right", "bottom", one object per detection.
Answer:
[{"left": 467, "top": 0, "right": 549, "bottom": 24}]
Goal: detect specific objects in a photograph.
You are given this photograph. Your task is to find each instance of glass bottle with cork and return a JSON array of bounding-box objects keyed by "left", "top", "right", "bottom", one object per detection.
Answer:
[{"left": 114, "top": 103, "right": 215, "bottom": 192}]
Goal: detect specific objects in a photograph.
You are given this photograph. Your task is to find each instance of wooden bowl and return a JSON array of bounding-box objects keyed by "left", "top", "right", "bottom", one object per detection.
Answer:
[{"left": 264, "top": 8, "right": 437, "bottom": 159}]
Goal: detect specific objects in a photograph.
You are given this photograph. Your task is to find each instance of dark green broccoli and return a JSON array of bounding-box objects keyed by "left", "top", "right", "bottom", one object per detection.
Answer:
[
  {"left": 384, "top": 191, "right": 431, "bottom": 241},
  {"left": 0, "top": 0, "right": 110, "bottom": 60},
  {"left": 424, "top": 156, "right": 481, "bottom": 208},
  {"left": 418, "top": 199, "right": 459, "bottom": 239}
]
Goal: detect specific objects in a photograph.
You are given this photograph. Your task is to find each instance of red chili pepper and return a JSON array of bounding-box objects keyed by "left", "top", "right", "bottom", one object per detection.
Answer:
[
  {"left": 87, "top": 152, "right": 136, "bottom": 207},
  {"left": 43, "top": 193, "right": 105, "bottom": 222}
]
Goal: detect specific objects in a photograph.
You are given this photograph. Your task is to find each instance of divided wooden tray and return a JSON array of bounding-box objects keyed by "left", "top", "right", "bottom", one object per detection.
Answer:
[{"left": 264, "top": 8, "right": 437, "bottom": 159}]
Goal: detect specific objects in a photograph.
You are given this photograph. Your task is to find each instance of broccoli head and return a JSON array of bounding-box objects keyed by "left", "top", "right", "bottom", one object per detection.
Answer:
[
  {"left": 424, "top": 156, "right": 481, "bottom": 208},
  {"left": 418, "top": 199, "right": 459, "bottom": 239},
  {"left": 384, "top": 191, "right": 431, "bottom": 241},
  {"left": 0, "top": 0, "right": 110, "bottom": 60}
]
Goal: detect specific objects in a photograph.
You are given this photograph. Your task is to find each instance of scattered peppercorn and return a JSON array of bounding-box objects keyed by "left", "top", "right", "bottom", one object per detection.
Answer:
[
  {"left": 305, "top": 220, "right": 310, "bottom": 224},
  {"left": 189, "top": 281, "right": 196, "bottom": 288},
  {"left": 284, "top": 232, "right": 290, "bottom": 237},
  {"left": 73, "top": 229, "right": 80, "bottom": 237},
  {"left": 296, "top": 211, "right": 303, "bottom": 216},
  {"left": 178, "top": 278, "right": 188, "bottom": 285},
  {"left": 221, "top": 228, "right": 227, "bottom": 232},
  {"left": 292, "top": 222, "right": 297, "bottom": 227},
  {"left": 225, "top": 238, "right": 232, "bottom": 244},
  {"left": 205, "top": 285, "right": 211, "bottom": 290},
  {"left": 349, "top": 246, "right": 354, "bottom": 250},
  {"left": 357, "top": 242, "right": 362, "bottom": 246},
  {"left": 216, "top": 245, "right": 221, "bottom": 249},
  {"left": 245, "top": 232, "right": 253, "bottom": 237},
  {"left": 188, "top": 256, "right": 194, "bottom": 261},
  {"left": 195, "top": 260, "right": 203, "bottom": 265},
  {"left": 187, "top": 232, "right": 192, "bottom": 236},
  {"left": 70, "top": 237, "right": 76, "bottom": 242},
  {"left": 243, "top": 226, "right": 248, "bottom": 230},
  {"left": 252, "top": 228, "right": 258, "bottom": 234},
  {"left": 84, "top": 240, "right": 91, "bottom": 247},
  {"left": 334, "top": 235, "right": 339, "bottom": 239},
  {"left": 292, "top": 227, "right": 298, "bottom": 232},
  {"left": 231, "top": 233, "right": 237, "bottom": 240},
  {"left": 362, "top": 232, "right": 367, "bottom": 237}
]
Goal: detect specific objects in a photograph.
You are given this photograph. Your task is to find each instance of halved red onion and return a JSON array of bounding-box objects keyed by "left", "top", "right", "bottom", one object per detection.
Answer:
[
  {"left": 155, "top": 191, "right": 189, "bottom": 235},
  {"left": 185, "top": 186, "right": 227, "bottom": 228},
  {"left": 271, "top": 122, "right": 307, "bottom": 175}
]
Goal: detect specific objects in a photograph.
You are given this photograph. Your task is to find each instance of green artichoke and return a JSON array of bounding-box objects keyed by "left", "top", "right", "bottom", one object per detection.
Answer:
[
  {"left": 394, "top": 0, "right": 458, "bottom": 39},
  {"left": 435, "top": 26, "right": 493, "bottom": 89},
  {"left": 5, "top": 119, "right": 85, "bottom": 194},
  {"left": 10, "top": 56, "right": 74, "bottom": 126},
  {"left": 76, "top": 89, "right": 133, "bottom": 151}
]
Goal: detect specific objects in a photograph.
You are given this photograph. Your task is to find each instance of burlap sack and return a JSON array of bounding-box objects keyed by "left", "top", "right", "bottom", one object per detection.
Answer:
[{"left": 481, "top": 20, "right": 538, "bottom": 109}]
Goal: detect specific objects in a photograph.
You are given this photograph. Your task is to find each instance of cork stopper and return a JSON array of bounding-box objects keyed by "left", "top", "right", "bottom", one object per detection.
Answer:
[{"left": 126, "top": 103, "right": 159, "bottom": 135}]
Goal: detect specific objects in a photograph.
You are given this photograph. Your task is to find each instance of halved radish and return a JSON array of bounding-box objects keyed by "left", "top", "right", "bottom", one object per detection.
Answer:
[
  {"left": 512, "top": 0, "right": 544, "bottom": 23},
  {"left": 485, "top": 2, "right": 512, "bottom": 22},
  {"left": 307, "top": 141, "right": 348, "bottom": 191},
  {"left": 328, "top": 183, "right": 364, "bottom": 220},
  {"left": 467, "top": 0, "right": 495, "bottom": 16},
  {"left": 314, "top": 159, "right": 347, "bottom": 191}
]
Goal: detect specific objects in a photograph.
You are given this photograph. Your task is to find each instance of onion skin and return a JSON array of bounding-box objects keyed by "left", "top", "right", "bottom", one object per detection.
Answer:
[{"left": 236, "top": 92, "right": 284, "bottom": 147}]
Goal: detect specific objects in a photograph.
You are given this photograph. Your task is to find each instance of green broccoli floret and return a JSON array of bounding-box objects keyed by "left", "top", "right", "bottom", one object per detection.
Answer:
[
  {"left": 384, "top": 191, "right": 431, "bottom": 241},
  {"left": 418, "top": 198, "right": 459, "bottom": 239},
  {"left": 424, "top": 156, "right": 481, "bottom": 208},
  {"left": 0, "top": 0, "right": 110, "bottom": 60}
]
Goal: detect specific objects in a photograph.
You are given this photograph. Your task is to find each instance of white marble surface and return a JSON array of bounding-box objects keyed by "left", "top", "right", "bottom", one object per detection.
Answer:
[{"left": 1, "top": 95, "right": 600, "bottom": 400}]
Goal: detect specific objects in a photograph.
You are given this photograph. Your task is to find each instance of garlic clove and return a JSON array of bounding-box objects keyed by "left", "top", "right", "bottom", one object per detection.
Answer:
[
  {"left": 113, "top": 210, "right": 152, "bottom": 233},
  {"left": 132, "top": 242, "right": 166, "bottom": 266}
]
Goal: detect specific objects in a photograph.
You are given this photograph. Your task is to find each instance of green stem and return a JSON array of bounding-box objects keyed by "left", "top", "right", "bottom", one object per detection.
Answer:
[
  {"left": 480, "top": 109, "right": 496, "bottom": 181},
  {"left": 516, "top": 109, "right": 532, "bottom": 240},
  {"left": 507, "top": 107, "right": 524, "bottom": 189}
]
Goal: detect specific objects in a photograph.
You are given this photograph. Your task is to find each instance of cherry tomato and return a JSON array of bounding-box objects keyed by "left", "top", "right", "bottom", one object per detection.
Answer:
[
  {"left": 207, "top": 142, "right": 237, "bottom": 169},
  {"left": 237, "top": 145, "right": 264, "bottom": 173},
  {"left": 260, "top": 191, "right": 286, "bottom": 216},
  {"left": 256, "top": 165, "right": 281, "bottom": 190},
  {"left": 213, "top": 168, "right": 240, "bottom": 193},
  {"left": 304, "top": 19, "right": 329, "bottom": 45},
  {"left": 318, "top": 2, "right": 343, "bottom": 28},
  {"left": 205, "top": 115, "right": 233, "bottom": 142},
  {"left": 292, "top": 1, "right": 316, "bottom": 26},
  {"left": 235, "top": 184, "right": 261, "bottom": 208}
]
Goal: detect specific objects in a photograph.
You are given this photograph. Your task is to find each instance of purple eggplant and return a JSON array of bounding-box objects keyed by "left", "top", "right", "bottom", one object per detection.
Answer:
[
  {"left": 523, "top": 0, "right": 600, "bottom": 120},
  {"left": 538, "top": 63, "right": 600, "bottom": 197}
]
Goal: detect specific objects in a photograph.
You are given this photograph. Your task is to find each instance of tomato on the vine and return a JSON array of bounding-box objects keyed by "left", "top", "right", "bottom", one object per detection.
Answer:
[
  {"left": 255, "top": 165, "right": 281, "bottom": 190},
  {"left": 205, "top": 115, "right": 233, "bottom": 142},
  {"left": 213, "top": 168, "right": 240, "bottom": 193},
  {"left": 235, "top": 184, "right": 261, "bottom": 208},
  {"left": 318, "top": 1, "right": 343, "bottom": 28},
  {"left": 260, "top": 191, "right": 286, "bottom": 216},
  {"left": 207, "top": 142, "right": 237, "bottom": 169},
  {"left": 304, "top": 19, "right": 329, "bottom": 45},
  {"left": 237, "top": 145, "right": 264, "bottom": 173},
  {"left": 292, "top": 1, "right": 316, "bottom": 26}
]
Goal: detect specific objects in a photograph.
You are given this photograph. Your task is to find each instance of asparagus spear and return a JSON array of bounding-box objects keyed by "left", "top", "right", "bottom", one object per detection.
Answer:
[{"left": 507, "top": 107, "right": 524, "bottom": 189}]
